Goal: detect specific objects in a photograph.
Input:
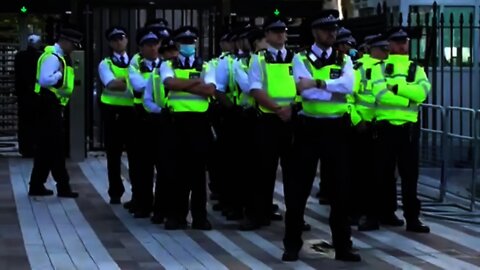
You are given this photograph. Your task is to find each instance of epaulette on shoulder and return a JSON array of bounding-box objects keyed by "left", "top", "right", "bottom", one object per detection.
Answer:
[
  {"left": 374, "top": 60, "right": 384, "bottom": 66},
  {"left": 353, "top": 62, "right": 363, "bottom": 70},
  {"left": 255, "top": 49, "right": 267, "bottom": 55}
]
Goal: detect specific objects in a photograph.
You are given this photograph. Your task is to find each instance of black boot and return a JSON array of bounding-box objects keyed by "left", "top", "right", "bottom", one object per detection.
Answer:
[
  {"left": 406, "top": 219, "right": 430, "bottom": 233},
  {"left": 28, "top": 185, "right": 54, "bottom": 196}
]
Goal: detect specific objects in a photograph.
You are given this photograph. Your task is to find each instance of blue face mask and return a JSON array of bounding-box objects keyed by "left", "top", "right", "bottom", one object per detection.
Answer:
[
  {"left": 179, "top": 44, "right": 196, "bottom": 57},
  {"left": 348, "top": 48, "right": 358, "bottom": 57}
]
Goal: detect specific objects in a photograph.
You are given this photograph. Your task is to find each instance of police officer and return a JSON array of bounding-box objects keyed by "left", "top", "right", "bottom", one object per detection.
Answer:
[
  {"left": 282, "top": 10, "right": 361, "bottom": 262},
  {"left": 130, "top": 19, "right": 170, "bottom": 71},
  {"left": 98, "top": 26, "right": 135, "bottom": 205},
  {"left": 15, "top": 34, "right": 43, "bottom": 158},
  {"left": 353, "top": 34, "right": 390, "bottom": 231},
  {"left": 142, "top": 37, "right": 177, "bottom": 225},
  {"left": 371, "top": 27, "right": 430, "bottom": 233},
  {"left": 127, "top": 28, "right": 161, "bottom": 218},
  {"left": 159, "top": 37, "right": 178, "bottom": 61},
  {"left": 28, "top": 28, "right": 82, "bottom": 198},
  {"left": 334, "top": 27, "right": 359, "bottom": 62},
  {"left": 160, "top": 26, "right": 216, "bottom": 230},
  {"left": 241, "top": 17, "right": 295, "bottom": 231},
  {"left": 214, "top": 25, "right": 254, "bottom": 221}
]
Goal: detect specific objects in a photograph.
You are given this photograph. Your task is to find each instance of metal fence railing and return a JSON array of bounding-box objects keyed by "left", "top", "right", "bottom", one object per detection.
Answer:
[{"left": 418, "top": 104, "right": 480, "bottom": 224}]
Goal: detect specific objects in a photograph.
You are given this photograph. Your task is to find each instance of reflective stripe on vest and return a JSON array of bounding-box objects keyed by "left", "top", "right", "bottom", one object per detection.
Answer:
[
  {"left": 34, "top": 46, "right": 74, "bottom": 106},
  {"left": 257, "top": 52, "right": 296, "bottom": 113},
  {"left": 225, "top": 55, "right": 241, "bottom": 105},
  {"left": 167, "top": 62, "right": 209, "bottom": 112},
  {"left": 133, "top": 69, "right": 155, "bottom": 105},
  {"left": 144, "top": 72, "right": 166, "bottom": 112},
  {"left": 100, "top": 58, "right": 134, "bottom": 106}
]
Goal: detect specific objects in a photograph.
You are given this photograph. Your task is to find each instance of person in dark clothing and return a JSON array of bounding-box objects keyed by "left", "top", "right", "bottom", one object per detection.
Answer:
[{"left": 14, "top": 34, "right": 43, "bottom": 157}]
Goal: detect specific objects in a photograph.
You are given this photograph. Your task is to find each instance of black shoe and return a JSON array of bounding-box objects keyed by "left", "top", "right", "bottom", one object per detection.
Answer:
[
  {"left": 28, "top": 186, "right": 54, "bottom": 196},
  {"left": 151, "top": 214, "right": 165, "bottom": 224},
  {"left": 380, "top": 214, "right": 405, "bottom": 227},
  {"left": 271, "top": 212, "right": 283, "bottom": 221},
  {"left": 302, "top": 222, "right": 311, "bottom": 232},
  {"left": 164, "top": 219, "right": 188, "bottom": 230},
  {"left": 358, "top": 218, "right": 380, "bottom": 231},
  {"left": 271, "top": 204, "right": 279, "bottom": 212},
  {"left": 335, "top": 250, "right": 362, "bottom": 262},
  {"left": 210, "top": 193, "right": 220, "bottom": 201},
  {"left": 123, "top": 200, "right": 133, "bottom": 210},
  {"left": 133, "top": 211, "right": 151, "bottom": 219},
  {"left": 319, "top": 196, "right": 330, "bottom": 205},
  {"left": 212, "top": 203, "right": 223, "bottom": 212},
  {"left": 239, "top": 219, "right": 261, "bottom": 231},
  {"left": 406, "top": 220, "right": 430, "bottom": 233},
  {"left": 109, "top": 198, "right": 121, "bottom": 205},
  {"left": 192, "top": 219, "right": 212, "bottom": 230},
  {"left": 226, "top": 211, "right": 243, "bottom": 221},
  {"left": 282, "top": 250, "right": 299, "bottom": 262},
  {"left": 57, "top": 190, "right": 79, "bottom": 198}
]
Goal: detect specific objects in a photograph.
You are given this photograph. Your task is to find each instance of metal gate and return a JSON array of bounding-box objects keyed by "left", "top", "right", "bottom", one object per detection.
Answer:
[{"left": 84, "top": 4, "right": 219, "bottom": 150}]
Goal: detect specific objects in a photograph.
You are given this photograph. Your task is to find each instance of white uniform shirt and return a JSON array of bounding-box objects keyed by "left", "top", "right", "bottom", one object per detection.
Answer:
[{"left": 128, "top": 57, "right": 160, "bottom": 93}]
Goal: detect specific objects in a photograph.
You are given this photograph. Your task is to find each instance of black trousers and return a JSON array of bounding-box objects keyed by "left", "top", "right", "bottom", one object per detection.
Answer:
[
  {"left": 247, "top": 114, "right": 294, "bottom": 222},
  {"left": 150, "top": 113, "right": 174, "bottom": 218},
  {"left": 349, "top": 121, "right": 376, "bottom": 218},
  {"left": 374, "top": 121, "right": 421, "bottom": 221},
  {"left": 29, "top": 90, "right": 70, "bottom": 190},
  {"left": 207, "top": 105, "right": 226, "bottom": 201},
  {"left": 17, "top": 93, "right": 37, "bottom": 156},
  {"left": 221, "top": 107, "right": 257, "bottom": 213},
  {"left": 102, "top": 104, "right": 136, "bottom": 200},
  {"left": 284, "top": 115, "right": 352, "bottom": 253},
  {"left": 169, "top": 112, "right": 211, "bottom": 221},
  {"left": 131, "top": 107, "right": 156, "bottom": 212}
]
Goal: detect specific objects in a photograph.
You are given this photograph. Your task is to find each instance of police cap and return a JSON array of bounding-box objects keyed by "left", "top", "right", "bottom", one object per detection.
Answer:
[
  {"left": 173, "top": 26, "right": 199, "bottom": 42},
  {"left": 59, "top": 27, "right": 83, "bottom": 48},
  {"left": 263, "top": 17, "right": 288, "bottom": 32},
  {"left": 311, "top": 9, "right": 340, "bottom": 30},
  {"left": 387, "top": 27, "right": 409, "bottom": 42},
  {"left": 136, "top": 27, "right": 159, "bottom": 45},
  {"left": 105, "top": 26, "right": 127, "bottom": 41}
]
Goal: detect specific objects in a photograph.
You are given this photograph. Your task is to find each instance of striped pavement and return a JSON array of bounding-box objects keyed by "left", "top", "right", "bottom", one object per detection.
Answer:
[{"left": 1, "top": 157, "right": 480, "bottom": 270}]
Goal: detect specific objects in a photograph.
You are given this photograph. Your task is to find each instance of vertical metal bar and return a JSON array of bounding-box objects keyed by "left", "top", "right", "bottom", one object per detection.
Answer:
[
  {"left": 440, "top": 107, "right": 447, "bottom": 201},
  {"left": 449, "top": 13, "right": 454, "bottom": 137},
  {"left": 471, "top": 111, "right": 477, "bottom": 211},
  {"left": 440, "top": 13, "right": 445, "bottom": 107},
  {"left": 416, "top": 12, "right": 420, "bottom": 61},
  {"left": 209, "top": 7, "right": 214, "bottom": 58},
  {"left": 181, "top": 9, "right": 185, "bottom": 26},
  {"left": 469, "top": 13, "right": 473, "bottom": 109},
  {"left": 172, "top": 9, "right": 176, "bottom": 29},
  {"left": 199, "top": 9, "right": 204, "bottom": 58},
  {"left": 459, "top": 13, "right": 464, "bottom": 154}
]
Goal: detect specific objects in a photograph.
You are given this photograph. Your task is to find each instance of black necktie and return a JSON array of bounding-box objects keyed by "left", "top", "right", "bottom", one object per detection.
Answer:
[
  {"left": 185, "top": 57, "right": 190, "bottom": 68},
  {"left": 276, "top": 50, "right": 283, "bottom": 62},
  {"left": 120, "top": 55, "right": 125, "bottom": 65},
  {"left": 321, "top": 50, "right": 328, "bottom": 62}
]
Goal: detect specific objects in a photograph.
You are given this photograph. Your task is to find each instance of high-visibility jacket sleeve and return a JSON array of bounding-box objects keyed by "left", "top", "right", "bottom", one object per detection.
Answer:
[
  {"left": 353, "top": 67, "right": 362, "bottom": 94},
  {"left": 396, "top": 66, "right": 431, "bottom": 103},
  {"left": 371, "top": 65, "right": 409, "bottom": 107}
]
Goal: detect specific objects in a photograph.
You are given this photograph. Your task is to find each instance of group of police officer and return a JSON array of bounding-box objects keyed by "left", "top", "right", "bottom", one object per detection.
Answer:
[{"left": 29, "top": 8, "right": 432, "bottom": 263}]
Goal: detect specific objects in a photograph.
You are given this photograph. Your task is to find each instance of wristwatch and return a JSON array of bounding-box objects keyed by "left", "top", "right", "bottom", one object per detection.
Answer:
[{"left": 315, "top": 79, "right": 325, "bottom": 89}]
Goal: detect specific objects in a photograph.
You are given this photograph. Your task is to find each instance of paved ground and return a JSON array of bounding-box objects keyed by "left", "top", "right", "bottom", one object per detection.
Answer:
[{"left": 1, "top": 157, "right": 480, "bottom": 270}]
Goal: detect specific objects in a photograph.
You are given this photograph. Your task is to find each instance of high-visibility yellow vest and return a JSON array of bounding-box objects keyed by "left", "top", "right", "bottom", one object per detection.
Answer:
[
  {"left": 257, "top": 51, "right": 296, "bottom": 113},
  {"left": 34, "top": 45, "right": 74, "bottom": 106},
  {"left": 100, "top": 58, "right": 134, "bottom": 106},
  {"left": 131, "top": 57, "right": 158, "bottom": 105},
  {"left": 353, "top": 56, "right": 377, "bottom": 122},
  {"left": 298, "top": 51, "right": 361, "bottom": 124},
  {"left": 371, "top": 54, "right": 431, "bottom": 125},
  {"left": 167, "top": 60, "right": 210, "bottom": 113}
]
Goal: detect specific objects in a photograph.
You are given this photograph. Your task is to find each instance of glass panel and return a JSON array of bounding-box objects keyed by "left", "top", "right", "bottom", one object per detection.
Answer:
[{"left": 442, "top": 6, "right": 474, "bottom": 67}]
